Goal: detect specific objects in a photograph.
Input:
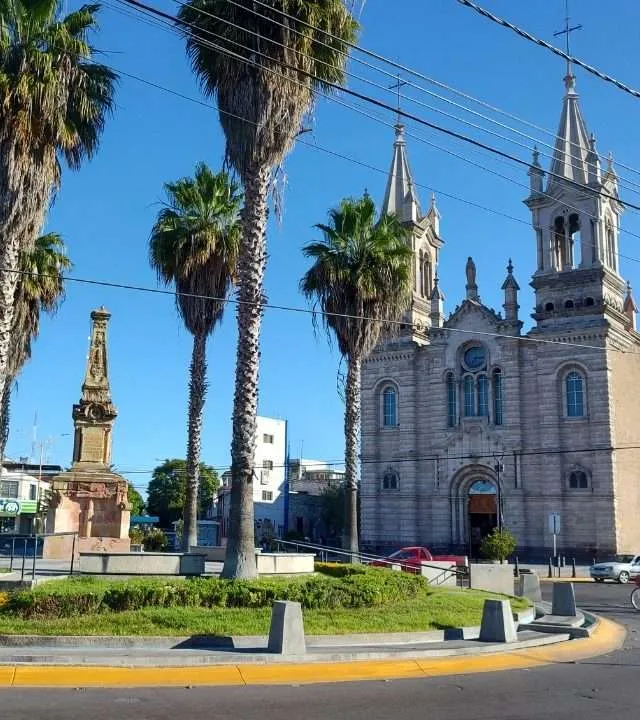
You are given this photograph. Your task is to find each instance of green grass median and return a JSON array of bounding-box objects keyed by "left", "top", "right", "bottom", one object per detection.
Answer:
[{"left": 0, "top": 563, "right": 529, "bottom": 637}]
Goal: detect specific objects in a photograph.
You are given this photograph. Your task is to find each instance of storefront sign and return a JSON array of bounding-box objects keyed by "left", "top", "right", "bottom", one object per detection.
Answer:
[{"left": 0, "top": 499, "right": 37, "bottom": 516}]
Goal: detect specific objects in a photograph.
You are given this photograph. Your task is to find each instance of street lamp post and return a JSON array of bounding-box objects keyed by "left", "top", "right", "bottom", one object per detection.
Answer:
[{"left": 494, "top": 459, "right": 504, "bottom": 532}]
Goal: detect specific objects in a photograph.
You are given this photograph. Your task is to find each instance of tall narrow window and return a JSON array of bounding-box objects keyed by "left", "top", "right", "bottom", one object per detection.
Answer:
[
  {"left": 383, "top": 386, "right": 397, "bottom": 427},
  {"left": 566, "top": 371, "right": 585, "bottom": 418},
  {"left": 493, "top": 369, "right": 503, "bottom": 426},
  {"left": 463, "top": 376, "right": 475, "bottom": 417},
  {"left": 446, "top": 373, "right": 457, "bottom": 427},
  {"left": 418, "top": 251, "right": 424, "bottom": 297},
  {"left": 477, "top": 375, "right": 489, "bottom": 417}
]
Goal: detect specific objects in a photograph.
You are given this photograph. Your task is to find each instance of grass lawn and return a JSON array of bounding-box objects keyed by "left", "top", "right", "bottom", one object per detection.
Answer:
[{"left": 0, "top": 580, "right": 529, "bottom": 636}]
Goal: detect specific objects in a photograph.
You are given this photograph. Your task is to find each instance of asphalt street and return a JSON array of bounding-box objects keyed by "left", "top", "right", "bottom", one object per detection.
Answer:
[{"left": 1, "top": 582, "right": 639, "bottom": 720}]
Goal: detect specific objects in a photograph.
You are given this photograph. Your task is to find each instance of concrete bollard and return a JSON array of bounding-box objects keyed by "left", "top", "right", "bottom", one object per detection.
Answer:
[
  {"left": 479, "top": 599, "right": 518, "bottom": 644},
  {"left": 516, "top": 572, "right": 542, "bottom": 602},
  {"left": 551, "top": 582, "right": 577, "bottom": 617},
  {"left": 268, "top": 601, "right": 306, "bottom": 655}
]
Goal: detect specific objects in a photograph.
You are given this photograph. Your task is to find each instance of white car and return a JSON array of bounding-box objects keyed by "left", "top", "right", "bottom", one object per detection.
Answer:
[{"left": 590, "top": 554, "right": 640, "bottom": 583}]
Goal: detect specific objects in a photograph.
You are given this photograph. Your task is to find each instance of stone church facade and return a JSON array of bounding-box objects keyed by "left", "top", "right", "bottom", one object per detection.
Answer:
[{"left": 360, "top": 67, "right": 640, "bottom": 559}]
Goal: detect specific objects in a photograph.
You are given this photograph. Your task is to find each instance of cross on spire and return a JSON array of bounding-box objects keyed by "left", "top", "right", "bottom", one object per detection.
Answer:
[
  {"left": 553, "top": 0, "right": 582, "bottom": 76},
  {"left": 388, "top": 73, "right": 407, "bottom": 125}
]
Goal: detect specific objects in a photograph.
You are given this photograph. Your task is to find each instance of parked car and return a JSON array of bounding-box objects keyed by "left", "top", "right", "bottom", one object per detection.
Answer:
[
  {"left": 590, "top": 554, "right": 640, "bottom": 583},
  {"left": 369, "top": 546, "right": 466, "bottom": 574}
]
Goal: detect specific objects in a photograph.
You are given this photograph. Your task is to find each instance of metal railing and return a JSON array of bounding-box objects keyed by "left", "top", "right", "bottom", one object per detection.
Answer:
[
  {"left": 272, "top": 539, "right": 470, "bottom": 587},
  {"left": 0, "top": 532, "right": 78, "bottom": 581}
]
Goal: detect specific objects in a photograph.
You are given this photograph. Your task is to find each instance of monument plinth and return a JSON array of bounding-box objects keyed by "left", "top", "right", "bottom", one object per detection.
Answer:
[{"left": 44, "top": 307, "right": 131, "bottom": 559}]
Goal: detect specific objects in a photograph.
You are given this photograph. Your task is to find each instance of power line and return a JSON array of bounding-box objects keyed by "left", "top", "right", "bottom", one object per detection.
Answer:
[
  {"left": 222, "top": 0, "right": 640, "bottom": 183},
  {"left": 456, "top": 0, "right": 640, "bottom": 100},
  {"left": 121, "top": 0, "right": 640, "bottom": 214}
]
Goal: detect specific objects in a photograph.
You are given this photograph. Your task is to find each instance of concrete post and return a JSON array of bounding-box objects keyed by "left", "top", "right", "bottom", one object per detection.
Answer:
[
  {"left": 551, "top": 582, "right": 577, "bottom": 617},
  {"left": 516, "top": 573, "right": 542, "bottom": 602},
  {"left": 479, "top": 599, "right": 518, "bottom": 643},
  {"left": 268, "top": 601, "right": 306, "bottom": 655}
]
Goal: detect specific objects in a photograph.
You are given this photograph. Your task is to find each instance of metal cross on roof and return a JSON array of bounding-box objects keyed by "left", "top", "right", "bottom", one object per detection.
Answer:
[
  {"left": 388, "top": 73, "right": 407, "bottom": 124},
  {"left": 553, "top": 0, "right": 582, "bottom": 56}
]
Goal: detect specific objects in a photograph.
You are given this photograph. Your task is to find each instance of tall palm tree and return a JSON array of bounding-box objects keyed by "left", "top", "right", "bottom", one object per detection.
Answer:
[
  {"left": 0, "top": 1, "right": 116, "bottom": 409},
  {"left": 0, "top": 233, "right": 72, "bottom": 459},
  {"left": 178, "top": 0, "right": 360, "bottom": 579},
  {"left": 149, "top": 163, "right": 241, "bottom": 551},
  {"left": 301, "top": 194, "right": 412, "bottom": 555}
]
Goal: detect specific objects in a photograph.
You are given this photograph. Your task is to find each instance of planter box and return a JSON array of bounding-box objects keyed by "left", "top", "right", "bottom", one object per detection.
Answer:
[
  {"left": 469, "top": 563, "right": 515, "bottom": 596},
  {"left": 255, "top": 553, "right": 315, "bottom": 575},
  {"left": 79, "top": 552, "right": 205, "bottom": 576}
]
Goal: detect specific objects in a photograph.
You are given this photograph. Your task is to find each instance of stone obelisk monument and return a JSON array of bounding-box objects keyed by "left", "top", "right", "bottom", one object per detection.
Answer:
[{"left": 44, "top": 307, "right": 131, "bottom": 559}]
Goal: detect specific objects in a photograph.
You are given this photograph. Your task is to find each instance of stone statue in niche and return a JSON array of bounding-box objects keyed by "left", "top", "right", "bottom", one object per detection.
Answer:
[{"left": 466, "top": 256, "right": 476, "bottom": 287}]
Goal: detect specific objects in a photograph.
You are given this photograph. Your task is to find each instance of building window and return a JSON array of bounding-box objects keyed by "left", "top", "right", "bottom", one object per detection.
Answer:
[
  {"left": 382, "top": 386, "right": 398, "bottom": 427},
  {"left": 263, "top": 460, "right": 274, "bottom": 470},
  {"left": 565, "top": 371, "right": 585, "bottom": 418},
  {"left": 477, "top": 374, "right": 489, "bottom": 417},
  {"left": 493, "top": 369, "right": 503, "bottom": 426},
  {"left": 564, "top": 300, "right": 574, "bottom": 309},
  {"left": 463, "top": 375, "right": 475, "bottom": 417},
  {"left": 545, "top": 302, "right": 555, "bottom": 312},
  {"left": 585, "top": 297, "right": 595, "bottom": 307},
  {"left": 446, "top": 373, "right": 457, "bottom": 427},
  {"left": 261, "top": 491, "right": 273, "bottom": 502},
  {"left": 382, "top": 469, "right": 399, "bottom": 490},
  {"left": 29, "top": 484, "right": 37, "bottom": 501},
  {"left": 263, "top": 434, "right": 274, "bottom": 444},
  {"left": 569, "top": 470, "right": 588, "bottom": 489},
  {"left": 0, "top": 481, "right": 18, "bottom": 498}
]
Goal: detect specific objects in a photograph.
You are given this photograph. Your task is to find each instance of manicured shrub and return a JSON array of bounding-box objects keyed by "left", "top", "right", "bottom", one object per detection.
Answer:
[{"left": 480, "top": 528, "right": 517, "bottom": 562}]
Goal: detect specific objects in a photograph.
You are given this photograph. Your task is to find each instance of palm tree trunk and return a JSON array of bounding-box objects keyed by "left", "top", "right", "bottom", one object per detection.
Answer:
[
  {"left": 183, "top": 329, "right": 207, "bottom": 552},
  {"left": 222, "top": 164, "right": 271, "bottom": 580},
  {"left": 0, "top": 234, "right": 21, "bottom": 409},
  {"left": 0, "top": 381, "right": 10, "bottom": 463},
  {"left": 343, "top": 354, "right": 361, "bottom": 559}
]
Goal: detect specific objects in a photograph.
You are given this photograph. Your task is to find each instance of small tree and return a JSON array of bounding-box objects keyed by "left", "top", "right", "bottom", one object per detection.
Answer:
[{"left": 480, "top": 528, "right": 517, "bottom": 563}]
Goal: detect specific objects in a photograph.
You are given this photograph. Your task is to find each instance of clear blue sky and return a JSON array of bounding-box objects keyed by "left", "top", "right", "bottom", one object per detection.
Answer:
[{"left": 9, "top": 0, "right": 640, "bottom": 497}]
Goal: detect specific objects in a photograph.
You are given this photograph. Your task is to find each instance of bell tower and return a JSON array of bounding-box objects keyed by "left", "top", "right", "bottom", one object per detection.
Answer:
[
  {"left": 524, "top": 67, "right": 627, "bottom": 334},
  {"left": 381, "top": 123, "right": 443, "bottom": 344}
]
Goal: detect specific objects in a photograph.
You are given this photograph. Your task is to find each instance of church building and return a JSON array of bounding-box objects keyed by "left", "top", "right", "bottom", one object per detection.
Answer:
[{"left": 360, "top": 66, "right": 640, "bottom": 559}]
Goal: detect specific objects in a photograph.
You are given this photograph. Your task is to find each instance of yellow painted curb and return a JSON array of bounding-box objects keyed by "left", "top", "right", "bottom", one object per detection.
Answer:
[{"left": 0, "top": 617, "right": 625, "bottom": 688}]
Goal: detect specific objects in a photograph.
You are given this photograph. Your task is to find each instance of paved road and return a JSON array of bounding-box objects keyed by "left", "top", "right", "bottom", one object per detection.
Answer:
[{"left": 2, "top": 582, "right": 639, "bottom": 720}]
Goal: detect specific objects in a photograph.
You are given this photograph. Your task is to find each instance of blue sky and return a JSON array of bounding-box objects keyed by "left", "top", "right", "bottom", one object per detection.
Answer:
[{"left": 8, "top": 0, "right": 640, "bottom": 497}]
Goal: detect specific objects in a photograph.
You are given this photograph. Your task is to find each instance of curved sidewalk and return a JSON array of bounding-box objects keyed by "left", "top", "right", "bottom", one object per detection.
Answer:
[{"left": 0, "top": 616, "right": 625, "bottom": 688}]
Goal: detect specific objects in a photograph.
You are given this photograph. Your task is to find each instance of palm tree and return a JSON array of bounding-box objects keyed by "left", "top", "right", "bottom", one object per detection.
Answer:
[
  {"left": 178, "top": 0, "right": 360, "bottom": 579},
  {"left": 149, "top": 163, "right": 241, "bottom": 551},
  {"left": 0, "top": 233, "right": 72, "bottom": 459},
  {"left": 0, "top": 1, "right": 116, "bottom": 409},
  {"left": 301, "top": 194, "right": 412, "bottom": 555}
]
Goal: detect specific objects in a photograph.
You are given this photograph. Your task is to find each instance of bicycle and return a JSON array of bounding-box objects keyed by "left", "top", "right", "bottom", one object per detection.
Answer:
[{"left": 631, "top": 577, "right": 640, "bottom": 610}]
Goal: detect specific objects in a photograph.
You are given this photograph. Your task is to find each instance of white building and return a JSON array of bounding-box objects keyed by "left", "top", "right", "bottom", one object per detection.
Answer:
[
  {"left": 0, "top": 464, "right": 55, "bottom": 534},
  {"left": 360, "top": 66, "right": 640, "bottom": 559}
]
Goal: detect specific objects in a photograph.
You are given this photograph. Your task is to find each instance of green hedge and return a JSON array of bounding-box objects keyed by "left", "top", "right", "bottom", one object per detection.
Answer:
[{"left": 4, "top": 566, "right": 429, "bottom": 620}]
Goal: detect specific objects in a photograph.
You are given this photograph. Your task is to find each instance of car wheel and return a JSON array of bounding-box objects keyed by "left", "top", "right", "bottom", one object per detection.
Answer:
[{"left": 618, "top": 571, "right": 630, "bottom": 584}]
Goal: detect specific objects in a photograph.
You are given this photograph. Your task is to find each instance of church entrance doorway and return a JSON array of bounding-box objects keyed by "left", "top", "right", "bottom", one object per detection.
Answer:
[{"left": 468, "top": 480, "right": 497, "bottom": 558}]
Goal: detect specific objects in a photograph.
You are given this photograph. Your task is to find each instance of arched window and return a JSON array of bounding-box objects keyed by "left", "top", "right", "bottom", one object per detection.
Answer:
[
  {"left": 564, "top": 300, "right": 574, "bottom": 309},
  {"left": 382, "top": 386, "right": 398, "bottom": 427},
  {"left": 477, "top": 374, "right": 489, "bottom": 417},
  {"left": 545, "top": 302, "right": 555, "bottom": 312},
  {"left": 565, "top": 371, "right": 585, "bottom": 418},
  {"left": 493, "top": 369, "right": 503, "bottom": 426},
  {"left": 463, "top": 375, "right": 475, "bottom": 417},
  {"left": 568, "top": 470, "right": 588, "bottom": 489},
  {"left": 569, "top": 213, "right": 580, "bottom": 268},
  {"left": 382, "top": 469, "right": 399, "bottom": 490},
  {"left": 418, "top": 251, "right": 424, "bottom": 297},
  {"left": 585, "top": 297, "right": 595, "bottom": 307},
  {"left": 553, "top": 215, "right": 565, "bottom": 269},
  {"left": 446, "top": 373, "right": 457, "bottom": 427}
]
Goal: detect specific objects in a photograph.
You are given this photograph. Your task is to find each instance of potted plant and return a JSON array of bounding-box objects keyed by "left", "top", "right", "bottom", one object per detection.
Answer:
[{"left": 480, "top": 528, "right": 517, "bottom": 564}]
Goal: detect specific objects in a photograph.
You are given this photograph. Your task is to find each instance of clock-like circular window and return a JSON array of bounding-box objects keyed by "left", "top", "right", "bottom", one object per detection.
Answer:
[{"left": 463, "top": 346, "right": 486, "bottom": 371}]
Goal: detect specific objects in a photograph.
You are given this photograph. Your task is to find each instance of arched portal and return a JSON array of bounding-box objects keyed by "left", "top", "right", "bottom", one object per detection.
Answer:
[
  {"left": 468, "top": 480, "right": 498, "bottom": 558},
  {"left": 449, "top": 465, "right": 499, "bottom": 555}
]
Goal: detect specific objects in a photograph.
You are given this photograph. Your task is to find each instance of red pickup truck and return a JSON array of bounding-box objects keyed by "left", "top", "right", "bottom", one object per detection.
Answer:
[{"left": 369, "top": 546, "right": 467, "bottom": 574}]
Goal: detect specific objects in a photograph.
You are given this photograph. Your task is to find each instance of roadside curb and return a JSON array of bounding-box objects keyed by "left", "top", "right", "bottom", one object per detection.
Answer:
[
  {"left": 0, "top": 616, "right": 625, "bottom": 688},
  {"left": 539, "top": 577, "right": 593, "bottom": 583}
]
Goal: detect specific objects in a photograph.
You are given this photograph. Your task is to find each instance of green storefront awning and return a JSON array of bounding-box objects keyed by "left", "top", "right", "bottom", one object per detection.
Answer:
[{"left": 0, "top": 498, "right": 37, "bottom": 516}]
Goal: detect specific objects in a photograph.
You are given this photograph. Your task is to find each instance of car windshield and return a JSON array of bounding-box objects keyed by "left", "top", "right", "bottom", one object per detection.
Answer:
[
  {"left": 388, "top": 549, "right": 416, "bottom": 560},
  {"left": 613, "top": 555, "right": 635, "bottom": 563}
]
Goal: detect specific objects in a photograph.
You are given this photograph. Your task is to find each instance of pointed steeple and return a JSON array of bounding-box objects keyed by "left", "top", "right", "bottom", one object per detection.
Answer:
[
  {"left": 501, "top": 259, "right": 520, "bottom": 324},
  {"left": 624, "top": 281, "right": 638, "bottom": 331},
  {"left": 382, "top": 123, "right": 421, "bottom": 224},
  {"left": 528, "top": 146, "right": 544, "bottom": 195},
  {"left": 586, "top": 133, "right": 601, "bottom": 185},
  {"left": 547, "top": 69, "right": 591, "bottom": 191},
  {"left": 430, "top": 274, "right": 445, "bottom": 328}
]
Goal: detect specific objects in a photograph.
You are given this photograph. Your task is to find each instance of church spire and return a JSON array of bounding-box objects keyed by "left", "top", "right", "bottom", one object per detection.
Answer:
[
  {"left": 624, "top": 282, "right": 638, "bottom": 332},
  {"left": 547, "top": 69, "right": 591, "bottom": 191},
  {"left": 382, "top": 123, "right": 421, "bottom": 224},
  {"left": 501, "top": 259, "right": 520, "bottom": 325}
]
